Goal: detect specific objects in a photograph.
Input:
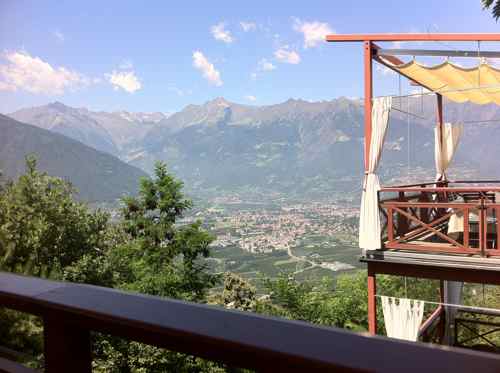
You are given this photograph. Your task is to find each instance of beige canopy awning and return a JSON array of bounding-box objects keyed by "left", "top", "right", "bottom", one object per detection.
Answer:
[{"left": 387, "top": 60, "right": 500, "bottom": 105}]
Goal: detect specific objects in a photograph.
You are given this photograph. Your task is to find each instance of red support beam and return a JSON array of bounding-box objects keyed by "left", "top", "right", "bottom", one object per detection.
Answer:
[
  {"left": 326, "top": 33, "right": 500, "bottom": 42},
  {"left": 366, "top": 260, "right": 500, "bottom": 285},
  {"left": 364, "top": 40, "right": 373, "bottom": 169},
  {"left": 436, "top": 94, "right": 444, "bottom": 181},
  {"left": 368, "top": 267, "right": 377, "bottom": 335},
  {"left": 364, "top": 40, "right": 376, "bottom": 335}
]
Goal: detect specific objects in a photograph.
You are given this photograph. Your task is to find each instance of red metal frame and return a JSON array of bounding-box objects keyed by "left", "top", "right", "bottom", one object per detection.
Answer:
[
  {"left": 364, "top": 41, "right": 373, "bottom": 169},
  {"left": 326, "top": 33, "right": 500, "bottom": 42},
  {"left": 328, "top": 33, "right": 500, "bottom": 336}
]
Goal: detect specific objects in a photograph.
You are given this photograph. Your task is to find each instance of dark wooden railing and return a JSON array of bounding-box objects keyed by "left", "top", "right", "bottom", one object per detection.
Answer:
[
  {"left": 379, "top": 180, "right": 500, "bottom": 256},
  {"left": 1, "top": 272, "right": 500, "bottom": 372}
]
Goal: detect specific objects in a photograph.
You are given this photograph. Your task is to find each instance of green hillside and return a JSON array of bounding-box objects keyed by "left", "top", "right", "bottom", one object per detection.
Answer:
[{"left": 0, "top": 114, "right": 147, "bottom": 202}]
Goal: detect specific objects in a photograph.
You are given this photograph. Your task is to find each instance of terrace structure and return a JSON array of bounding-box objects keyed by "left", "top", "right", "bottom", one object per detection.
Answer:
[{"left": 327, "top": 33, "right": 500, "bottom": 344}]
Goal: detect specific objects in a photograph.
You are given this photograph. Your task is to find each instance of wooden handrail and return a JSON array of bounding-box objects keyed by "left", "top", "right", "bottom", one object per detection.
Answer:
[
  {"left": 381, "top": 202, "right": 481, "bottom": 208},
  {"left": 1, "top": 272, "right": 500, "bottom": 372},
  {"left": 381, "top": 187, "right": 500, "bottom": 193},
  {"left": 378, "top": 183, "right": 500, "bottom": 256}
]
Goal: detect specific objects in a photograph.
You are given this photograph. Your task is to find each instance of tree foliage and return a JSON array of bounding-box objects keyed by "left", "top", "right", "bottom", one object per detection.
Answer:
[
  {"left": 482, "top": 0, "right": 500, "bottom": 20},
  {"left": 63, "top": 161, "right": 220, "bottom": 372},
  {"left": 0, "top": 157, "right": 473, "bottom": 371},
  {"left": 0, "top": 158, "right": 222, "bottom": 371},
  {"left": 0, "top": 155, "right": 110, "bottom": 277}
]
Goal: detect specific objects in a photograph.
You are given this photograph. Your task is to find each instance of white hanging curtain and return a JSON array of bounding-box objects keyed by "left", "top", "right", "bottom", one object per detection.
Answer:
[
  {"left": 381, "top": 296, "right": 425, "bottom": 341},
  {"left": 434, "top": 122, "right": 463, "bottom": 181},
  {"left": 359, "top": 96, "right": 392, "bottom": 251}
]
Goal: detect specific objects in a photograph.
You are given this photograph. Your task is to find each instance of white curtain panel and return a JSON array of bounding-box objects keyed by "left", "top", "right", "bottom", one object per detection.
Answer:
[
  {"left": 359, "top": 96, "right": 392, "bottom": 251},
  {"left": 382, "top": 296, "right": 425, "bottom": 341},
  {"left": 434, "top": 122, "right": 463, "bottom": 180}
]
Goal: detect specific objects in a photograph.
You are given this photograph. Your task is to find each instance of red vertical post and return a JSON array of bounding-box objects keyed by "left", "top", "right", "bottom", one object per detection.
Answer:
[
  {"left": 436, "top": 94, "right": 444, "bottom": 181},
  {"left": 364, "top": 40, "right": 376, "bottom": 335},
  {"left": 368, "top": 265, "right": 377, "bottom": 334},
  {"left": 480, "top": 198, "right": 487, "bottom": 256},
  {"left": 387, "top": 207, "right": 394, "bottom": 242},
  {"left": 463, "top": 207, "right": 469, "bottom": 248},
  {"left": 364, "top": 40, "right": 373, "bottom": 170},
  {"left": 496, "top": 206, "right": 500, "bottom": 251},
  {"left": 436, "top": 94, "right": 445, "bottom": 216},
  {"left": 436, "top": 94, "right": 444, "bottom": 135}
]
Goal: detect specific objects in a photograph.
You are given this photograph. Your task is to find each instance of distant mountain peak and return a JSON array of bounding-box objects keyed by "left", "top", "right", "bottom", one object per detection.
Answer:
[
  {"left": 206, "top": 97, "right": 231, "bottom": 107},
  {"left": 48, "top": 101, "right": 72, "bottom": 111}
]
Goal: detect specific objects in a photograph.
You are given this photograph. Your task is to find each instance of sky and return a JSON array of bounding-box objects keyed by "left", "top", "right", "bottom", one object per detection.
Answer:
[{"left": 0, "top": 0, "right": 499, "bottom": 114}]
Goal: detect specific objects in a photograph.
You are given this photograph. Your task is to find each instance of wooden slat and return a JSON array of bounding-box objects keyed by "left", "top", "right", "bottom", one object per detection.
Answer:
[
  {"left": 393, "top": 207, "right": 464, "bottom": 248},
  {"left": 392, "top": 212, "right": 454, "bottom": 245},
  {"left": 384, "top": 242, "right": 479, "bottom": 255}
]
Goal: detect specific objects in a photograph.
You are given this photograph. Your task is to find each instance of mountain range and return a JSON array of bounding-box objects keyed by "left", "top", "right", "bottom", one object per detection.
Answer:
[
  {"left": 6, "top": 96, "right": 500, "bottom": 199},
  {"left": 11, "top": 102, "right": 169, "bottom": 157}
]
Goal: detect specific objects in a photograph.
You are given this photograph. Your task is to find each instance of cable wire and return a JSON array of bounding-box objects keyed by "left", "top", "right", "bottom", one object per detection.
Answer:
[{"left": 375, "top": 294, "right": 500, "bottom": 314}]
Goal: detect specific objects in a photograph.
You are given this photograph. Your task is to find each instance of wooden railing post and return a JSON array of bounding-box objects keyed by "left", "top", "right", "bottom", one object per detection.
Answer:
[
  {"left": 463, "top": 207, "right": 469, "bottom": 249},
  {"left": 419, "top": 185, "right": 429, "bottom": 223},
  {"left": 397, "top": 192, "right": 409, "bottom": 236},
  {"left": 367, "top": 266, "right": 377, "bottom": 335},
  {"left": 387, "top": 207, "right": 394, "bottom": 243},
  {"left": 479, "top": 196, "right": 487, "bottom": 256},
  {"left": 44, "top": 316, "right": 92, "bottom": 373}
]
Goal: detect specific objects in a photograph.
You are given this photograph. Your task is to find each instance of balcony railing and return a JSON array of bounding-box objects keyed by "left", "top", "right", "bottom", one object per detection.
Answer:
[
  {"left": 0, "top": 272, "right": 500, "bottom": 372},
  {"left": 379, "top": 180, "right": 500, "bottom": 256}
]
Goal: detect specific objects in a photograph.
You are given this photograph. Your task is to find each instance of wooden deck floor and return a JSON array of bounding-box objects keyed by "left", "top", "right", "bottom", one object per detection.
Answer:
[{"left": 363, "top": 250, "right": 500, "bottom": 272}]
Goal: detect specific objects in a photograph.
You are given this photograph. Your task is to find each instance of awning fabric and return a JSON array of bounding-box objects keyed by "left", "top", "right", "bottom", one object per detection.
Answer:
[{"left": 390, "top": 60, "right": 500, "bottom": 105}]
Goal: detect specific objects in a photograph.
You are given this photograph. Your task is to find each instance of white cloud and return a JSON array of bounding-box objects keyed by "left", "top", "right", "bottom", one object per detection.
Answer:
[
  {"left": 240, "top": 21, "right": 257, "bottom": 32},
  {"left": 105, "top": 70, "right": 142, "bottom": 93},
  {"left": 274, "top": 47, "right": 301, "bottom": 64},
  {"left": 0, "top": 50, "right": 90, "bottom": 95},
  {"left": 192, "top": 51, "right": 223, "bottom": 86},
  {"left": 258, "top": 58, "right": 276, "bottom": 71},
  {"left": 211, "top": 22, "right": 234, "bottom": 44},
  {"left": 53, "top": 30, "right": 65, "bottom": 42},
  {"left": 245, "top": 95, "right": 257, "bottom": 102},
  {"left": 293, "top": 19, "right": 334, "bottom": 49},
  {"left": 251, "top": 58, "right": 277, "bottom": 80},
  {"left": 119, "top": 59, "right": 133, "bottom": 70}
]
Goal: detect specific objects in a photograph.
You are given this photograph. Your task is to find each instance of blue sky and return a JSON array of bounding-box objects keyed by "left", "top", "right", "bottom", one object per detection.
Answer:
[{"left": 0, "top": 0, "right": 499, "bottom": 113}]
